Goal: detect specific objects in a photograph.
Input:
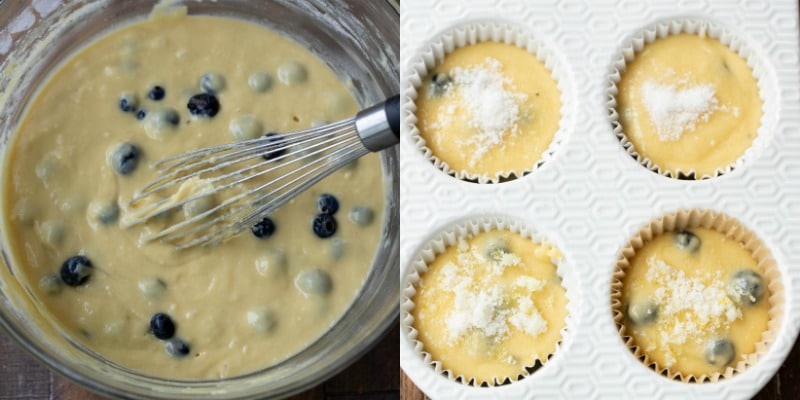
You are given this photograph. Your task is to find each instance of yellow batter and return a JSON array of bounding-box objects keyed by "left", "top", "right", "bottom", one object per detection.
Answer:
[
  {"left": 616, "top": 34, "right": 762, "bottom": 178},
  {"left": 2, "top": 13, "right": 383, "bottom": 379},
  {"left": 621, "top": 228, "right": 769, "bottom": 377},
  {"left": 411, "top": 230, "right": 567, "bottom": 384},
  {"left": 414, "top": 42, "right": 561, "bottom": 180}
]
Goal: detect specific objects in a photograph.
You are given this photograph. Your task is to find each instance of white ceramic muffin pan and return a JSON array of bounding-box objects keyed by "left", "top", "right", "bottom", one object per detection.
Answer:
[{"left": 399, "top": 0, "right": 800, "bottom": 398}]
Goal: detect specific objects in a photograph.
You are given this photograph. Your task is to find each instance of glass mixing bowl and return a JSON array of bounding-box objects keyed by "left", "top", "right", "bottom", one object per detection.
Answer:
[{"left": 0, "top": 1, "right": 399, "bottom": 398}]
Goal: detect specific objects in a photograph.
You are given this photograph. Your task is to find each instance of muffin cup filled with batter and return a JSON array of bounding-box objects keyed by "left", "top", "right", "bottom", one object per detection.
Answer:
[
  {"left": 610, "top": 209, "right": 784, "bottom": 382},
  {"left": 401, "top": 216, "right": 577, "bottom": 386},
  {"left": 404, "top": 21, "right": 573, "bottom": 184},
  {"left": 607, "top": 19, "right": 774, "bottom": 179}
]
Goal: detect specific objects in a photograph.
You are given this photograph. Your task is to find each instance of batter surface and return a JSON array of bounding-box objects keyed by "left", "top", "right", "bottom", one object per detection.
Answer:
[
  {"left": 414, "top": 42, "right": 561, "bottom": 180},
  {"left": 621, "top": 228, "right": 769, "bottom": 377},
  {"left": 616, "top": 34, "right": 762, "bottom": 178},
  {"left": 411, "top": 230, "right": 567, "bottom": 385},
  {"left": 3, "top": 12, "right": 383, "bottom": 379}
]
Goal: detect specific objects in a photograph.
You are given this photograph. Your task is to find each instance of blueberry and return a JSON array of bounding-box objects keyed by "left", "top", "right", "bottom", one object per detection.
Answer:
[
  {"left": 35, "top": 156, "right": 59, "bottom": 182},
  {"left": 135, "top": 109, "right": 147, "bottom": 120},
  {"left": 148, "top": 85, "right": 166, "bottom": 101},
  {"left": 251, "top": 217, "right": 276, "bottom": 239},
  {"left": 229, "top": 115, "right": 263, "bottom": 141},
  {"left": 312, "top": 213, "right": 337, "bottom": 238},
  {"left": 728, "top": 269, "right": 765, "bottom": 306},
  {"left": 348, "top": 206, "right": 374, "bottom": 227},
  {"left": 138, "top": 277, "right": 167, "bottom": 299},
  {"left": 144, "top": 109, "right": 180, "bottom": 139},
  {"left": 161, "top": 109, "right": 180, "bottom": 125},
  {"left": 60, "top": 255, "right": 93, "bottom": 287},
  {"left": 317, "top": 194, "right": 339, "bottom": 215},
  {"left": 704, "top": 338, "right": 735, "bottom": 368},
  {"left": 261, "top": 133, "right": 286, "bottom": 160},
  {"left": 673, "top": 230, "right": 700, "bottom": 252},
  {"left": 431, "top": 72, "right": 452, "bottom": 96},
  {"left": 165, "top": 338, "right": 191, "bottom": 357},
  {"left": 200, "top": 72, "right": 226, "bottom": 93},
  {"left": 150, "top": 312, "right": 176, "bottom": 340},
  {"left": 254, "top": 249, "right": 287, "bottom": 278},
  {"left": 484, "top": 238, "right": 510, "bottom": 262},
  {"left": 626, "top": 300, "right": 659, "bottom": 326},
  {"left": 277, "top": 61, "right": 307, "bottom": 86},
  {"left": 487, "top": 248, "right": 508, "bottom": 262},
  {"left": 39, "top": 273, "right": 62, "bottom": 294},
  {"left": 37, "top": 220, "right": 65, "bottom": 246},
  {"left": 248, "top": 72, "right": 273, "bottom": 92},
  {"left": 247, "top": 308, "right": 277, "bottom": 334},
  {"left": 329, "top": 237, "right": 345, "bottom": 261},
  {"left": 110, "top": 142, "right": 141, "bottom": 176},
  {"left": 118, "top": 92, "right": 139, "bottom": 112},
  {"left": 187, "top": 93, "right": 220, "bottom": 118},
  {"left": 88, "top": 200, "right": 119, "bottom": 225},
  {"left": 183, "top": 195, "right": 216, "bottom": 218},
  {"left": 295, "top": 268, "right": 333, "bottom": 295}
]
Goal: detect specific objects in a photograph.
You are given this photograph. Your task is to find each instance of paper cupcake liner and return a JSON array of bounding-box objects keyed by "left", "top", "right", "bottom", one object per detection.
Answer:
[
  {"left": 610, "top": 209, "right": 784, "bottom": 383},
  {"left": 400, "top": 215, "right": 578, "bottom": 386},
  {"left": 402, "top": 20, "right": 573, "bottom": 184},
  {"left": 606, "top": 18, "right": 775, "bottom": 179}
]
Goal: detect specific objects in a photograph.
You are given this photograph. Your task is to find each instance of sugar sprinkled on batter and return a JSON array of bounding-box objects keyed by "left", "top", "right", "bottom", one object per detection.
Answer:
[
  {"left": 429, "top": 58, "right": 528, "bottom": 167},
  {"left": 434, "top": 237, "right": 547, "bottom": 344},
  {"left": 640, "top": 79, "right": 718, "bottom": 141},
  {"left": 644, "top": 257, "right": 742, "bottom": 365}
]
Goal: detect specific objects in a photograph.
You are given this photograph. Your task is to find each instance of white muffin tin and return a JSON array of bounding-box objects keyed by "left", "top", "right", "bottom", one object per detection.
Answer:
[{"left": 399, "top": 0, "right": 800, "bottom": 398}]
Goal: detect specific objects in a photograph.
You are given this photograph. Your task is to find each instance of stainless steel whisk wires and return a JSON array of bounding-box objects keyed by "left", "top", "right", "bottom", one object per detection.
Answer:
[{"left": 125, "top": 95, "right": 400, "bottom": 249}]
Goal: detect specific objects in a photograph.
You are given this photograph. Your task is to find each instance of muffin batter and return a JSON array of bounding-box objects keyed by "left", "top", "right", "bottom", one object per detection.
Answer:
[
  {"left": 414, "top": 42, "right": 561, "bottom": 180},
  {"left": 2, "top": 12, "right": 383, "bottom": 378},
  {"left": 411, "top": 230, "right": 567, "bottom": 385},
  {"left": 621, "top": 228, "right": 769, "bottom": 377},
  {"left": 616, "top": 34, "right": 762, "bottom": 178}
]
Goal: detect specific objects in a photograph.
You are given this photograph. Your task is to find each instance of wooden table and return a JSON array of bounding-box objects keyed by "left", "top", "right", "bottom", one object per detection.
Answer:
[
  {"left": 400, "top": 336, "right": 800, "bottom": 399},
  {"left": 0, "top": 322, "right": 399, "bottom": 399}
]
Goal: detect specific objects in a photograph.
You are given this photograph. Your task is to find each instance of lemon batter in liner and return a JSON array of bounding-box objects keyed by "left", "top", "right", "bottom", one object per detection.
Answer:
[
  {"left": 415, "top": 42, "right": 560, "bottom": 181},
  {"left": 611, "top": 210, "right": 783, "bottom": 382},
  {"left": 406, "top": 219, "right": 570, "bottom": 386},
  {"left": 608, "top": 20, "right": 767, "bottom": 179},
  {"left": 405, "top": 21, "right": 570, "bottom": 184}
]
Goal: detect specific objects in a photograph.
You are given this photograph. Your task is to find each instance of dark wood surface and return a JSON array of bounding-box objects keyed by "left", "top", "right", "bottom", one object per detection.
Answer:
[
  {"left": 0, "top": 322, "right": 399, "bottom": 399},
  {"left": 4, "top": 317, "right": 798, "bottom": 400},
  {"left": 400, "top": 335, "right": 800, "bottom": 399}
]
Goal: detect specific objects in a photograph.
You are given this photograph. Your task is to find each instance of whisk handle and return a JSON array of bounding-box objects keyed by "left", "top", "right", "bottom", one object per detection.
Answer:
[
  {"left": 385, "top": 94, "right": 400, "bottom": 138},
  {"left": 355, "top": 95, "right": 401, "bottom": 152}
]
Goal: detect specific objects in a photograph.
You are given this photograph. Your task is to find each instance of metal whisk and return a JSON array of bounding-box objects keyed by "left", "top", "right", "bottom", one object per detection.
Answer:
[{"left": 125, "top": 95, "right": 400, "bottom": 249}]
